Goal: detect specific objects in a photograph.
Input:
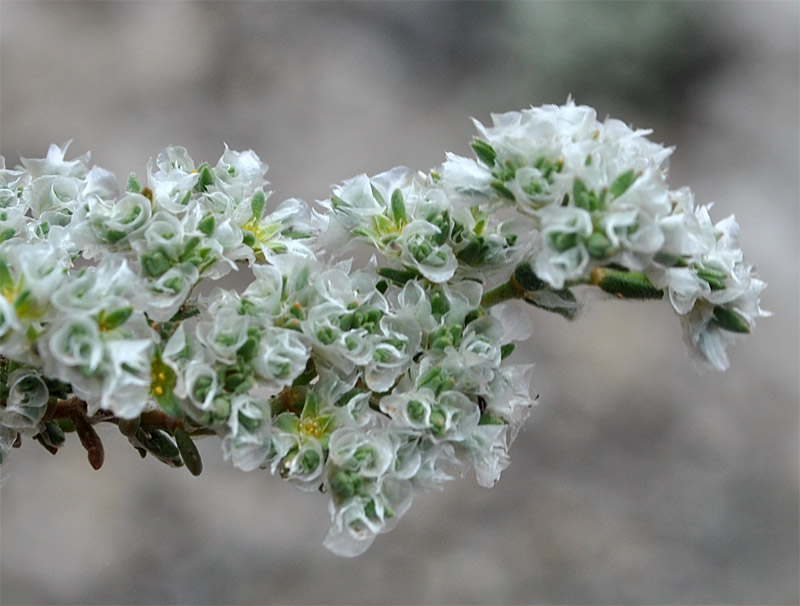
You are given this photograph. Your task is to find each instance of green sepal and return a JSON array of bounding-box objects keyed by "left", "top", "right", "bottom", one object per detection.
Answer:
[
  {"left": 198, "top": 214, "right": 216, "bottom": 237},
  {"left": 156, "top": 390, "right": 183, "bottom": 419},
  {"left": 242, "top": 231, "right": 256, "bottom": 247},
  {"left": 696, "top": 266, "right": 728, "bottom": 291},
  {"left": 275, "top": 412, "right": 300, "bottom": 433},
  {"left": 251, "top": 190, "right": 266, "bottom": 221},
  {"left": 329, "top": 468, "right": 364, "bottom": 503},
  {"left": 464, "top": 308, "right": 485, "bottom": 325},
  {"left": 376, "top": 266, "right": 420, "bottom": 286},
  {"left": 292, "top": 359, "right": 318, "bottom": 387},
  {"left": 301, "top": 390, "right": 321, "bottom": 419},
  {"left": 490, "top": 181, "right": 516, "bottom": 201},
  {"left": 141, "top": 250, "right": 171, "bottom": 278},
  {"left": 126, "top": 173, "right": 142, "bottom": 193},
  {"left": 478, "top": 414, "right": 507, "bottom": 426},
  {"left": 712, "top": 306, "right": 751, "bottom": 334},
  {"left": 500, "top": 343, "right": 516, "bottom": 360},
  {"left": 195, "top": 164, "right": 214, "bottom": 192},
  {"left": 591, "top": 268, "right": 663, "bottom": 300},
  {"left": 654, "top": 252, "right": 689, "bottom": 268},
  {"left": 609, "top": 169, "right": 638, "bottom": 199},
  {"left": 471, "top": 139, "right": 497, "bottom": 167},
  {"left": 174, "top": 429, "right": 203, "bottom": 476},
  {"left": 370, "top": 184, "right": 386, "bottom": 207},
  {"left": 457, "top": 236, "right": 490, "bottom": 265},
  {"left": 586, "top": 231, "right": 613, "bottom": 259},
  {"left": 97, "top": 307, "right": 133, "bottom": 331},
  {"left": 429, "top": 289, "right": 450, "bottom": 317},
  {"left": 0, "top": 228, "right": 16, "bottom": 243},
  {"left": 573, "top": 178, "right": 591, "bottom": 210},
  {"left": 391, "top": 188, "right": 407, "bottom": 226},
  {"left": 0, "top": 258, "right": 14, "bottom": 296}
]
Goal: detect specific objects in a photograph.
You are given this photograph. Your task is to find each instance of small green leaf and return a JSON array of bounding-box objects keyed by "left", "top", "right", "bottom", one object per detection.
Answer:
[
  {"left": 126, "top": 173, "right": 142, "bottom": 193},
  {"left": 391, "top": 188, "right": 407, "bottom": 226},
  {"left": 513, "top": 261, "right": 546, "bottom": 291},
  {"left": 609, "top": 169, "right": 638, "bottom": 199},
  {"left": 524, "top": 288, "right": 579, "bottom": 320},
  {"left": 198, "top": 214, "right": 216, "bottom": 237},
  {"left": 500, "top": 343, "right": 516, "bottom": 360},
  {"left": 695, "top": 266, "right": 728, "bottom": 291},
  {"left": 251, "top": 190, "right": 266, "bottom": 220},
  {"left": 137, "top": 428, "right": 181, "bottom": 463},
  {"left": 490, "top": 181, "right": 516, "bottom": 201},
  {"left": 591, "top": 268, "right": 663, "bottom": 300},
  {"left": 98, "top": 307, "right": 133, "bottom": 331},
  {"left": 478, "top": 414, "right": 507, "bottom": 426},
  {"left": 0, "top": 258, "right": 14, "bottom": 295},
  {"left": 376, "top": 266, "right": 420, "bottom": 285},
  {"left": 370, "top": 184, "right": 386, "bottom": 207},
  {"left": 573, "top": 178, "right": 591, "bottom": 210},
  {"left": 471, "top": 139, "right": 497, "bottom": 167},
  {"left": 712, "top": 306, "right": 750, "bottom": 334},
  {"left": 174, "top": 430, "right": 203, "bottom": 476}
]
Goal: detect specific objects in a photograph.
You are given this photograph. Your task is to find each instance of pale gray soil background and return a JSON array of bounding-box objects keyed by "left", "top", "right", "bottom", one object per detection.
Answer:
[{"left": 0, "top": 2, "right": 797, "bottom": 604}]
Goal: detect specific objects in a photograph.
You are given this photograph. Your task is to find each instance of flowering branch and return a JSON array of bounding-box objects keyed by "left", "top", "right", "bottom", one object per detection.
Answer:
[{"left": 0, "top": 101, "right": 768, "bottom": 555}]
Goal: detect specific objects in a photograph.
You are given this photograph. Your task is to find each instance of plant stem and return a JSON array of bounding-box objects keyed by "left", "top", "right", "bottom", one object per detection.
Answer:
[{"left": 480, "top": 276, "right": 525, "bottom": 307}]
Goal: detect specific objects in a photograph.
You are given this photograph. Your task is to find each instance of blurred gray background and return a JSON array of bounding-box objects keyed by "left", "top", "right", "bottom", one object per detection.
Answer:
[{"left": 0, "top": 2, "right": 797, "bottom": 604}]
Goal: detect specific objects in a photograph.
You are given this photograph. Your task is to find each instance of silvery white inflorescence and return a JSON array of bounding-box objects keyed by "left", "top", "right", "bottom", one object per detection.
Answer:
[{"left": 0, "top": 101, "right": 768, "bottom": 555}]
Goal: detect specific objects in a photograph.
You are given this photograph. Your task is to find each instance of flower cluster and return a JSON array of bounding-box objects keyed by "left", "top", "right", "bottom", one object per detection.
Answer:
[
  {"left": 441, "top": 101, "right": 769, "bottom": 370},
  {"left": 0, "top": 101, "right": 767, "bottom": 555}
]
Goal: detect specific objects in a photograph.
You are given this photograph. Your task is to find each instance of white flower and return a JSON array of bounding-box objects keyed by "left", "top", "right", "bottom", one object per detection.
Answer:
[
  {"left": 183, "top": 360, "right": 219, "bottom": 411},
  {"left": 101, "top": 337, "right": 154, "bottom": 418},
  {"left": 22, "top": 175, "right": 82, "bottom": 217},
  {"left": 20, "top": 141, "right": 90, "bottom": 179},
  {"left": 534, "top": 205, "right": 593, "bottom": 288},
  {"left": 222, "top": 395, "right": 273, "bottom": 472},
  {"left": 142, "top": 262, "right": 200, "bottom": 322},
  {"left": 396, "top": 220, "right": 457, "bottom": 283},
  {"left": 0, "top": 368, "right": 49, "bottom": 432},
  {"left": 252, "top": 327, "right": 310, "bottom": 391}
]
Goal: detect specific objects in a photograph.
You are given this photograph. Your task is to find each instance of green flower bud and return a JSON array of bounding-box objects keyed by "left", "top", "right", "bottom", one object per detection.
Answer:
[
  {"left": 141, "top": 250, "right": 171, "bottom": 278},
  {"left": 586, "top": 231, "right": 614, "bottom": 259}
]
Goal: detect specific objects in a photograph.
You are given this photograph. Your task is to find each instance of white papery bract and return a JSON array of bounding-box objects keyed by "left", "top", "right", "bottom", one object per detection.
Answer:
[{"left": 0, "top": 102, "right": 767, "bottom": 556}]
